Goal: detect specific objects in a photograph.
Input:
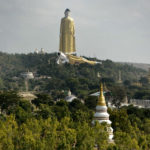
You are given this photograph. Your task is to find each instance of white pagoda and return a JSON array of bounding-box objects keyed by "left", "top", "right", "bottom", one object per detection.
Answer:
[{"left": 92, "top": 83, "right": 113, "bottom": 142}]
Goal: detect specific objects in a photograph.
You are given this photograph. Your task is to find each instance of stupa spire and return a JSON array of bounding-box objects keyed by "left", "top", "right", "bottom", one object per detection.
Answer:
[{"left": 97, "top": 83, "right": 106, "bottom": 106}]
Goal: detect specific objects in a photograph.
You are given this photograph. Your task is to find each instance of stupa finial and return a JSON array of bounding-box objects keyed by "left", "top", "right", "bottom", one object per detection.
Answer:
[{"left": 97, "top": 83, "right": 106, "bottom": 106}]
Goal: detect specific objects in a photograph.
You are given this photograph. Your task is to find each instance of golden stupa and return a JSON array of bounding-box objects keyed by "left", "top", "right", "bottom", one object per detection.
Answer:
[
  {"left": 92, "top": 83, "right": 114, "bottom": 143},
  {"left": 97, "top": 83, "right": 106, "bottom": 106},
  {"left": 58, "top": 9, "right": 97, "bottom": 65}
]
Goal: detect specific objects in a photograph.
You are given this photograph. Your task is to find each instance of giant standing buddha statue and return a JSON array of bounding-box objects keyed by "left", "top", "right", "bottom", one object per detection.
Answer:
[
  {"left": 59, "top": 9, "right": 76, "bottom": 54},
  {"left": 57, "top": 9, "right": 98, "bottom": 65}
]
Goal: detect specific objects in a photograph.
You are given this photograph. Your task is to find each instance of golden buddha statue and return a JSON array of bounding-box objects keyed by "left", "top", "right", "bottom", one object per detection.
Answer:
[
  {"left": 57, "top": 9, "right": 99, "bottom": 65},
  {"left": 59, "top": 9, "right": 76, "bottom": 54}
]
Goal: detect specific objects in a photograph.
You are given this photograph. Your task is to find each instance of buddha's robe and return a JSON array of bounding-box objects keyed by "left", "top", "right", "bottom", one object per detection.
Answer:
[{"left": 59, "top": 16, "right": 76, "bottom": 54}]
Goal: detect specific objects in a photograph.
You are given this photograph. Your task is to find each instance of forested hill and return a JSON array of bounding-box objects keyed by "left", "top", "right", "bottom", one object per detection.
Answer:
[
  {"left": 119, "top": 62, "right": 150, "bottom": 71},
  {"left": 0, "top": 52, "right": 147, "bottom": 92}
]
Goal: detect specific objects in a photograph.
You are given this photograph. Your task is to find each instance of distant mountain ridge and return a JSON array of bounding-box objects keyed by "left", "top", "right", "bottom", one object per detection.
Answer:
[{"left": 118, "top": 62, "right": 150, "bottom": 71}]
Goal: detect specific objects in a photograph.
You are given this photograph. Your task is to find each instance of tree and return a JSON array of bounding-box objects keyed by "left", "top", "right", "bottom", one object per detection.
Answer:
[
  {"left": 85, "top": 96, "right": 97, "bottom": 110},
  {"left": 53, "top": 100, "right": 70, "bottom": 120},
  {"left": 66, "top": 78, "right": 80, "bottom": 92},
  {"left": 111, "top": 86, "right": 126, "bottom": 108},
  {"left": 114, "top": 131, "right": 140, "bottom": 150},
  {"left": 0, "top": 91, "right": 20, "bottom": 113},
  {"left": 109, "top": 108, "right": 133, "bottom": 133},
  {"left": 133, "top": 90, "right": 150, "bottom": 99},
  {"left": 69, "top": 99, "right": 87, "bottom": 112},
  {"left": 36, "top": 104, "right": 55, "bottom": 119},
  {"left": 123, "top": 80, "right": 131, "bottom": 86},
  {"left": 0, "top": 115, "right": 18, "bottom": 150},
  {"left": 56, "top": 117, "right": 76, "bottom": 150},
  {"left": 139, "top": 77, "right": 149, "bottom": 85},
  {"left": 32, "top": 93, "right": 54, "bottom": 107}
]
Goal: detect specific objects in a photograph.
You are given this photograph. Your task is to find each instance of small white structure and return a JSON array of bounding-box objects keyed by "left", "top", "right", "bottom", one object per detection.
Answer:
[
  {"left": 130, "top": 99, "right": 150, "bottom": 108},
  {"left": 65, "top": 90, "right": 77, "bottom": 102},
  {"left": 18, "top": 92, "right": 37, "bottom": 101},
  {"left": 39, "top": 48, "right": 45, "bottom": 54},
  {"left": 34, "top": 48, "right": 39, "bottom": 54},
  {"left": 92, "top": 83, "right": 114, "bottom": 143},
  {"left": 21, "top": 71, "right": 34, "bottom": 79},
  {"left": 57, "top": 52, "right": 69, "bottom": 64},
  {"left": 35, "top": 75, "right": 51, "bottom": 80}
]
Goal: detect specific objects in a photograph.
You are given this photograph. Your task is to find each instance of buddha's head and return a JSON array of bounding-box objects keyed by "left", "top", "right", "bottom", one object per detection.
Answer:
[{"left": 64, "top": 8, "right": 70, "bottom": 17}]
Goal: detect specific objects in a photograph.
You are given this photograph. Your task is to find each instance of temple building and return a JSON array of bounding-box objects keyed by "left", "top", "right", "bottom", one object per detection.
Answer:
[
  {"left": 65, "top": 90, "right": 77, "bottom": 102},
  {"left": 92, "top": 83, "right": 113, "bottom": 143},
  {"left": 131, "top": 81, "right": 142, "bottom": 87},
  {"left": 21, "top": 71, "right": 34, "bottom": 79},
  {"left": 34, "top": 48, "right": 45, "bottom": 54},
  {"left": 57, "top": 9, "right": 98, "bottom": 65}
]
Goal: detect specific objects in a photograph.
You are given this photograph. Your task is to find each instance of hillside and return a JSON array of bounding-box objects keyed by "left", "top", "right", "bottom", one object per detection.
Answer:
[
  {"left": 118, "top": 62, "right": 150, "bottom": 71},
  {"left": 0, "top": 52, "right": 147, "bottom": 95}
]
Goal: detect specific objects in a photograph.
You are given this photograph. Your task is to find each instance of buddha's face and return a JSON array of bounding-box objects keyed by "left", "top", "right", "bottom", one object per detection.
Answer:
[{"left": 64, "top": 11, "right": 70, "bottom": 17}]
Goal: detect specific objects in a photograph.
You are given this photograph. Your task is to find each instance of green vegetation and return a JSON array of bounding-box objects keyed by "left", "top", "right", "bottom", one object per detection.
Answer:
[
  {"left": 0, "top": 92, "right": 150, "bottom": 149},
  {"left": 0, "top": 52, "right": 149, "bottom": 99},
  {"left": 0, "top": 52, "right": 150, "bottom": 149}
]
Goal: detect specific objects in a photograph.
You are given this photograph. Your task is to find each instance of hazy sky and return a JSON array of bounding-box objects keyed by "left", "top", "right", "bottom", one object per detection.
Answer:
[{"left": 0, "top": 0, "right": 150, "bottom": 63}]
